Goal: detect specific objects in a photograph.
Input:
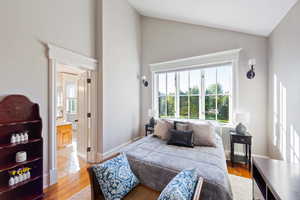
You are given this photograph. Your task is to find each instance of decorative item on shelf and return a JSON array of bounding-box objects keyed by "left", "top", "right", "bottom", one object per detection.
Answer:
[
  {"left": 10, "top": 134, "right": 16, "bottom": 144},
  {"left": 13, "top": 170, "right": 19, "bottom": 185},
  {"left": 148, "top": 109, "right": 156, "bottom": 127},
  {"left": 18, "top": 169, "right": 24, "bottom": 182},
  {"left": 8, "top": 172, "right": 15, "bottom": 186},
  {"left": 25, "top": 167, "right": 31, "bottom": 179},
  {"left": 247, "top": 59, "right": 256, "bottom": 79},
  {"left": 16, "top": 151, "right": 27, "bottom": 163},
  {"left": 15, "top": 133, "right": 21, "bottom": 143},
  {"left": 8, "top": 167, "right": 31, "bottom": 186},
  {"left": 20, "top": 133, "right": 25, "bottom": 142},
  {"left": 24, "top": 130, "right": 29, "bottom": 141},
  {"left": 235, "top": 112, "right": 250, "bottom": 135},
  {"left": 141, "top": 76, "right": 149, "bottom": 87},
  {"left": 11, "top": 131, "right": 29, "bottom": 144}
]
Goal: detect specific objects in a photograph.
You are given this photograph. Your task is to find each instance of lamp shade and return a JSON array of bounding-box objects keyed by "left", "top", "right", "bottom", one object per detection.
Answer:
[
  {"left": 148, "top": 109, "right": 154, "bottom": 117},
  {"left": 235, "top": 112, "right": 250, "bottom": 124},
  {"left": 248, "top": 58, "right": 256, "bottom": 66}
]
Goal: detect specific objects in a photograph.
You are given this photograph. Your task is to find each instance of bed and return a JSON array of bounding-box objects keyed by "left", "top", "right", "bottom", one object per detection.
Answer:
[{"left": 120, "top": 134, "right": 233, "bottom": 200}]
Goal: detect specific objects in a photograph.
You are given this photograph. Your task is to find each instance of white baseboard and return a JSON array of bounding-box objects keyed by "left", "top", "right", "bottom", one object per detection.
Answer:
[
  {"left": 87, "top": 150, "right": 98, "bottom": 163},
  {"left": 49, "top": 168, "right": 57, "bottom": 186},
  {"left": 43, "top": 173, "right": 49, "bottom": 189},
  {"left": 96, "top": 152, "right": 103, "bottom": 162},
  {"left": 252, "top": 154, "right": 270, "bottom": 159},
  {"left": 99, "top": 136, "right": 142, "bottom": 161}
]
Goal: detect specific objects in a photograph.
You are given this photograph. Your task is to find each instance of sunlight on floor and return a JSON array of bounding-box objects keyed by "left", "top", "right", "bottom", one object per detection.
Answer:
[{"left": 57, "top": 140, "right": 88, "bottom": 179}]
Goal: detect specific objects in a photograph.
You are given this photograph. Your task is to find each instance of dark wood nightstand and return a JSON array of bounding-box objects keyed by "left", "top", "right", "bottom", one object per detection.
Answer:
[
  {"left": 230, "top": 131, "right": 252, "bottom": 170},
  {"left": 145, "top": 124, "right": 154, "bottom": 136}
]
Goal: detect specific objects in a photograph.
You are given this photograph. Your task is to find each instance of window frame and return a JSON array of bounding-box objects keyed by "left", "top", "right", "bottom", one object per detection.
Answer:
[
  {"left": 154, "top": 65, "right": 232, "bottom": 123},
  {"left": 151, "top": 49, "right": 240, "bottom": 124},
  {"left": 66, "top": 97, "right": 77, "bottom": 114},
  {"left": 65, "top": 81, "right": 78, "bottom": 114}
]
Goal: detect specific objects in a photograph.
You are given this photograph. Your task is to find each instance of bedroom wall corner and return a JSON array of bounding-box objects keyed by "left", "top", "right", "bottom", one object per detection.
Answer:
[
  {"left": 101, "top": 0, "right": 142, "bottom": 154},
  {"left": 267, "top": 1, "right": 300, "bottom": 163}
]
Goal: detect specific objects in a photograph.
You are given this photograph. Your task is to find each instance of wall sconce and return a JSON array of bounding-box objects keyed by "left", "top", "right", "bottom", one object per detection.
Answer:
[
  {"left": 141, "top": 76, "right": 149, "bottom": 87},
  {"left": 247, "top": 59, "right": 256, "bottom": 79}
]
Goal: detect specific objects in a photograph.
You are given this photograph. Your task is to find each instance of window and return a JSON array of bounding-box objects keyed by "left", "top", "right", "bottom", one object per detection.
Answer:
[
  {"left": 66, "top": 83, "right": 77, "bottom": 114},
  {"left": 154, "top": 63, "right": 232, "bottom": 123}
]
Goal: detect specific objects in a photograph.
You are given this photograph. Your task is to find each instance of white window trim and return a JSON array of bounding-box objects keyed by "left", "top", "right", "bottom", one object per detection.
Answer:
[{"left": 150, "top": 49, "right": 241, "bottom": 122}]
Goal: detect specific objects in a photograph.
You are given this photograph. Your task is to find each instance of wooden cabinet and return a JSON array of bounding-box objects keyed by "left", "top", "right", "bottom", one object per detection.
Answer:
[
  {"left": 56, "top": 123, "right": 72, "bottom": 149},
  {"left": 0, "top": 95, "right": 43, "bottom": 200}
]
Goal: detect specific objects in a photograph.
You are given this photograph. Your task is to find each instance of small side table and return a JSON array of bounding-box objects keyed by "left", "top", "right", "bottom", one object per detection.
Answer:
[
  {"left": 230, "top": 131, "right": 252, "bottom": 170},
  {"left": 145, "top": 124, "right": 154, "bottom": 136}
]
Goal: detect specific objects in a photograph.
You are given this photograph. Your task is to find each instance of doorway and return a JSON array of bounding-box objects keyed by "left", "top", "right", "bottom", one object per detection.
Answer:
[
  {"left": 56, "top": 64, "right": 89, "bottom": 179},
  {"left": 47, "top": 44, "right": 98, "bottom": 185}
]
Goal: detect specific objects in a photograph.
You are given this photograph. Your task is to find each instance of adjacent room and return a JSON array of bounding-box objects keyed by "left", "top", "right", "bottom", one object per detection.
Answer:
[
  {"left": 56, "top": 64, "right": 89, "bottom": 180},
  {"left": 0, "top": 0, "right": 299, "bottom": 200}
]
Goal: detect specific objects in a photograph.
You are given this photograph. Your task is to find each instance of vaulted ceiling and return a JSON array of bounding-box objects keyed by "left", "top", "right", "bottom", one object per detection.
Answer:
[{"left": 128, "top": 0, "right": 298, "bottom": 36}]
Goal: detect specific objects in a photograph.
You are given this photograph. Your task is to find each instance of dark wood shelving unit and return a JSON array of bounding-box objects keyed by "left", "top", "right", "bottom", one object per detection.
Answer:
[{"left": 0, "top": 95, "right": 43, "bottom": 200}]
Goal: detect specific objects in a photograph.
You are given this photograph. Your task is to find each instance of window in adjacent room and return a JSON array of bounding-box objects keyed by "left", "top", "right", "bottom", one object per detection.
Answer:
[
  {"left": 66, "top": 82, "right": 77, "bottom": 114},
  {"left": 154, "top": 63, "right": 232, "bottom": 123}
]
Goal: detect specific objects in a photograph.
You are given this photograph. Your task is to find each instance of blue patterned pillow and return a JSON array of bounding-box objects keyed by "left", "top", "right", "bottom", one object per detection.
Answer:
[
  {"left": 92, "top": 153, "right": 139, "bottom": 200},
  {"left": 158, "top": 169, "right": 198, "bottom": 200}
]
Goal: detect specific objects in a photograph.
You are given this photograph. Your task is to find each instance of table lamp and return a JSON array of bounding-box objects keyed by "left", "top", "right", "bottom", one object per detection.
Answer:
[
  {"left": 148, "top": 109, "right": 155, "bottom": 127},
  {"left": 235, "top": 112, "right": 250, "bottom": 135}
]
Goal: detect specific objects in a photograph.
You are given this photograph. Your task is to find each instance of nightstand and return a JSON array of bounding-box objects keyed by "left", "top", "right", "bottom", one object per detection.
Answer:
[
  {"left": 145, "top": 124, "right": 154, "bottom": 136},
  {"left": 230, "top": 131, "right": 252, "bottom": 170}
]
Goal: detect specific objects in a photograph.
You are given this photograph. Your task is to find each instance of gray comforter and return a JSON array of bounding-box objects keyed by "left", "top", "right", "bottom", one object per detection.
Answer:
[{"left": 120, "top": 135, "right": 233, "bottom": 200}]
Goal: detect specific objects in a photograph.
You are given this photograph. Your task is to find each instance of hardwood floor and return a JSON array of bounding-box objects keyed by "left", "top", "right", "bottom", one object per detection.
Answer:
[
  {"left": 226, "top": 161, "right": 252, "bottom": 179},
  {"left": 44, "top": 167, "right": 90, "bottom": 200},
  {"left": 44, "top": 139, "right": 90, "bottom": 200},
  {"left": 57, "top": 142, "right": 89, "bottom": 179},
  {"left": 44, "top": 161, "right": 251, "bottom": 200}
]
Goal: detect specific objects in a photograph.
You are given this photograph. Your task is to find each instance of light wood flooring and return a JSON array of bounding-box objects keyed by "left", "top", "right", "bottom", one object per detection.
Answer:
[
  {"left": 44, "top": 160, "right": 251, "bottom": 200},
  {"left": 57, "top": 142, "right": 89, "bottom": 179},
  {"left": 226, "top": 161, "right": 252, "bottom": 179}
]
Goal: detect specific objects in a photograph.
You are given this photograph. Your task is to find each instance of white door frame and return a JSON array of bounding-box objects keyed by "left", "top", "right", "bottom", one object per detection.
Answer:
[{"left": 47, "top": 43, "right": 98, "bottom": 185}]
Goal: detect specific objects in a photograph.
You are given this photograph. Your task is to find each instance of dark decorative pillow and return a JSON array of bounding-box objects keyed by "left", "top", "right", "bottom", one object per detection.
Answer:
[{"left": 167, "top": 129, "right": 194, "bottom": 148}]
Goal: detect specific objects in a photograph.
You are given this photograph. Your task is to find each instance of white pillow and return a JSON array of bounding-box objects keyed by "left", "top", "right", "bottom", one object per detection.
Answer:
[
  {"left": 207, "top": 120, "right": 221, "bottom": 135},
  {"left": 176, "top": 123, "right": 189, "bottom": 131},
  {"left": 154, "top": 119, "right": 173, "bottom": 140},
  {"left": 189, "top": 120, "right": 216, "bottom": 147}
]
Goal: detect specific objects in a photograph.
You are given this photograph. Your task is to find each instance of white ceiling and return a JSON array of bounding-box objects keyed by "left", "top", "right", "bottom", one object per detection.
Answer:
[{"left": 128, "top": 0, "right": 298, "bottom": 36}]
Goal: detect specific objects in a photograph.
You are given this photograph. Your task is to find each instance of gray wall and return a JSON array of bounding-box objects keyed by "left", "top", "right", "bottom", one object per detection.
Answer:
[
  {"left": 101, "top": 0, "right": 141, "bottom": 153},
  {"left": 268, "top": 2, "right": 300, "bottom": 163},
  {"left": 141, "top": 17, "right": 269, "bottom": 156},
  {"left": 0, "top": 0, "right": 96, "bottom": 181}
]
